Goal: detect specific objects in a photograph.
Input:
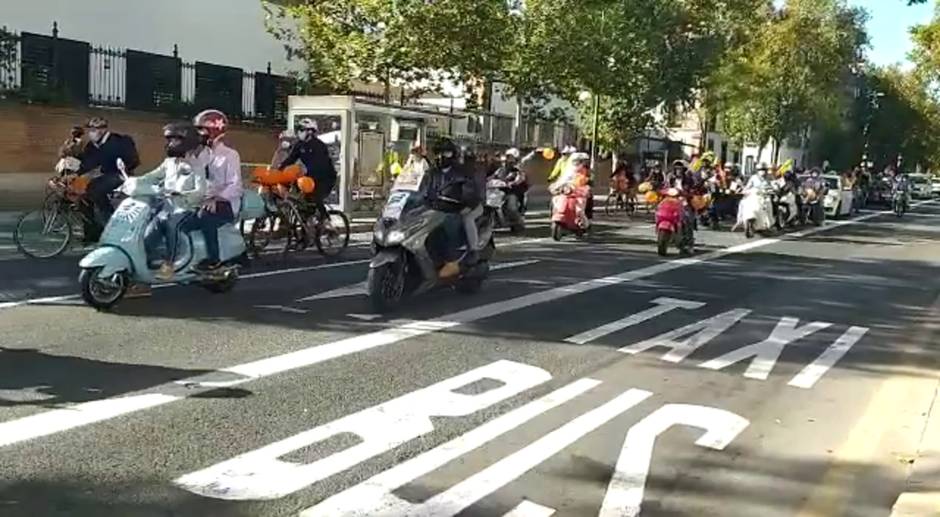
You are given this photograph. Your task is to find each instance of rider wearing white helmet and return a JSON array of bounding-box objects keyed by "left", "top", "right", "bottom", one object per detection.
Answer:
[{"left": 277, "top": 117, "right": 338, "bottom": 219}]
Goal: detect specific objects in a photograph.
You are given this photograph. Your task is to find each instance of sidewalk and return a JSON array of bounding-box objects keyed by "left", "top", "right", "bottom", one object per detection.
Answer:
[{"left": 891, "top": 381, "right": 940, "bottom": 516}]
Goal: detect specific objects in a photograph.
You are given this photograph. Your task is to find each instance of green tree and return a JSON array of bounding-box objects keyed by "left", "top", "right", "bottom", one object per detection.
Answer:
[
  {"left": 263, "top": 0, "right": 514, "bottom": 100},
  {"left": 710, "top": 0, "right": 868, "bottom": 164}
]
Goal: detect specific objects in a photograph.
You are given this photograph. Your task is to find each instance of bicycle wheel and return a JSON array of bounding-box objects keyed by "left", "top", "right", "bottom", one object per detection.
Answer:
[
  {"left": 604, "top": 193, "right": 618, "bottom": 217},
  {"left": 313, "top": 209, "right": 350, "bottom": 257},
  {"left": 245, "top": 215, "right": 277, "bottom": 257},
  {"left": 14, "top": 206, "right": 72, "bottom": 259},
  {"left": 280, "top": 202, "right": 309, "bottom": 256}
]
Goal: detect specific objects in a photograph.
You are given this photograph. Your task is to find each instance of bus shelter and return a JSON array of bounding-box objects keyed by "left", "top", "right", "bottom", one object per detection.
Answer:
[{"left": 287, "top": 95, "right": 447, "bottom": 213}]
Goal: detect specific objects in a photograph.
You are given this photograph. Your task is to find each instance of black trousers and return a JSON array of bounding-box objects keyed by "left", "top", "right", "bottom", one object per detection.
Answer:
[{"left": 80, "top": 174, "right": 124, "bottom": 241}]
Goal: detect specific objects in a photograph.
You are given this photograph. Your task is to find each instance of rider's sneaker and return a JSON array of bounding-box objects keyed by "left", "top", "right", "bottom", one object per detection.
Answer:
[
  {"left": 125, "top": 284, "right": 152, "bottom": 299},
  {"left": 156, "top": 262, "right": 174, "bottom": 281}
]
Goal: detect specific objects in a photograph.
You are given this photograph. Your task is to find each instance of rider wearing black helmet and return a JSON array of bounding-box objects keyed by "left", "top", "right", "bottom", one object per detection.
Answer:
[{"left": 428, "top": 138, "right": 484, "bottom": 276}]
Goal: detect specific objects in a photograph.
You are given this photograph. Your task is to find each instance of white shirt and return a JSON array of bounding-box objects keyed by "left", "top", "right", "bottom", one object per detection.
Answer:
[
  {"left": 140, "top": 155, "right": 207, "bottom": 210},
  {"left": 206, "top": 142, "right": 243, "bottom": 214}
]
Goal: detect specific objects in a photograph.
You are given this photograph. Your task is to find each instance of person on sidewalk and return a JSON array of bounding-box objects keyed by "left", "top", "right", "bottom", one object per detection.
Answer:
[
  {"left": 191, "top": 109, "right": 243, "bottom": 273},
  {"left": 74, "top": 117, "right": 141, "bottom": 243}
]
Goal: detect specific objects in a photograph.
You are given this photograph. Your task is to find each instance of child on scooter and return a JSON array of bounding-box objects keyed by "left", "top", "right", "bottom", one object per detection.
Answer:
[{"left": 140, "top": 122, "right": 208, "bottom": 280}]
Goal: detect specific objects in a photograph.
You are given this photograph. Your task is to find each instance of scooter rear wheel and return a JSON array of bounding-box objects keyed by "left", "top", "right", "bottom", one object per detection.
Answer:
[
  {"left": 656, "top": 230, "right": 671, "bottom": 256},
  {"left": 745, "top": 220, "right": 755, "bottom": 239}
]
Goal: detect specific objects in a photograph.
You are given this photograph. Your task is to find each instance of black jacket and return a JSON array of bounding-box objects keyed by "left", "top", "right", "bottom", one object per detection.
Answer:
[
  {"left": 278, "top": 138, "right": 337, "bottom": 183},
  {"left": 428, "top": 164, "right": 483, "bottom": 213},
  {"left": 78, "top": 133, "right": 140, "bottom": 177}
]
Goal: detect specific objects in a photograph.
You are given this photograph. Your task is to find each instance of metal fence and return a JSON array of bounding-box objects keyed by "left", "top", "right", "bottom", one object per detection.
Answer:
[{"left": 0, "top": 23, "right": 293, "bottom": 125}]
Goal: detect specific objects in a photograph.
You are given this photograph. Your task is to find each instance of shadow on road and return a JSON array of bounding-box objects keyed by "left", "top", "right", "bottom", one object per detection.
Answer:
[
  {"left": 0, "top": 478, "right": 257, "bottom": 517},
  {"left": 0, "top": 347, "right": 217, "bottom": 408}
]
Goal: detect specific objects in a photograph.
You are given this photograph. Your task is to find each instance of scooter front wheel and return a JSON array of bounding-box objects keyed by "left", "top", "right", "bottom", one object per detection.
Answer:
[
  {"left": 368, "top": 260, "right": 405, "bottom": 313},
  {"left": 79, "top": 267, "right": 127, "bottom": 310},
  {"left": 745, "top": 220, "right": 755, "bottom": 239},
  {"left": 551, "top": 222, "right": 563, "bottom": 241}
]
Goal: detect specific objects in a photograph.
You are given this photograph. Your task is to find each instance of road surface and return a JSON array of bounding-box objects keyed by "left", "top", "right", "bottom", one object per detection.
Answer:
[{"left": 1, "top": 206, "right": 939, "bottom": 517}]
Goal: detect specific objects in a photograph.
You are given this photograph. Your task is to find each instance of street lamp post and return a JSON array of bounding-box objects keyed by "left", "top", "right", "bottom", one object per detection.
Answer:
[{"left": 580, "top": 91, "right": 601, "bottom": 170}]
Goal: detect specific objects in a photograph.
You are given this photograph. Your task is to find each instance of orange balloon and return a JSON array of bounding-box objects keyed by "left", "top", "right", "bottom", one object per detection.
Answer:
[
  {"left": 69, "top": 175, "right": 90, "bottom": 195},
  {"left": 542, "top": 148, "right": 557, "bottom": 161},
  {"left": 691, "top": 195, "right": 709, "bottom": 211},
  {"left": 297, "top": 176, "right": 316, "bottom": 194},
  {"left": 645, "top": 191, "right": 660, "bottom": 204}
]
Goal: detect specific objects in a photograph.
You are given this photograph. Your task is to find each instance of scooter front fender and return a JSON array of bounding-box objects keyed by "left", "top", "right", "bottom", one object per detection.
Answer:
[
  {"left": 370, "top": 248, "right": 403, "bottom": 270},
  {"left": 79, "top": 246, "right": 133, "bottom": 278}
]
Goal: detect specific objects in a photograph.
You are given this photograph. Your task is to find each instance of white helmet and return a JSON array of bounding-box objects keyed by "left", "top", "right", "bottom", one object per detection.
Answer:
[
  {"left": 504, "top": 147, "right": 521, "bottom": 160},
  {"left": 562, "top": 145, "right": 578, "bottom": 155},
  {"left": 569, "top": 152, "right": 591, "bottom": 166}
]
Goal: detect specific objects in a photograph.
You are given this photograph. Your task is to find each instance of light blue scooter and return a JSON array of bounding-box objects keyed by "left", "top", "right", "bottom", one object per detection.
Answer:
[{"left": 78, "top": 177, "right": 264, "bottom": 310}]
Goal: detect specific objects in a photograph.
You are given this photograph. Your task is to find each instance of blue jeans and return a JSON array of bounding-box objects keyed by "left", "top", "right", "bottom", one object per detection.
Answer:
[
  {"left": 188, "top": 201, "right": 234, "bottom": 263},
  {"left": 145, "top": 209, "right": 190, "bottom": 264}
]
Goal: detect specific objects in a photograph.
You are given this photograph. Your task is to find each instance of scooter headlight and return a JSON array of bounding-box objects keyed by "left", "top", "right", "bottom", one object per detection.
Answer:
[{"left": 387, "top": 230, "right": 406, "bottom": 245}]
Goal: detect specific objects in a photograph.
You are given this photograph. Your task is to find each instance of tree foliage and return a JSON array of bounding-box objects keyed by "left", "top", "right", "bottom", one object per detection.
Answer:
[
  {"left": 263, "top": 0, "right": 514, "bottom": 98},
  {"left": 709, "top": 0, "right": 868, "bottom": 163}
]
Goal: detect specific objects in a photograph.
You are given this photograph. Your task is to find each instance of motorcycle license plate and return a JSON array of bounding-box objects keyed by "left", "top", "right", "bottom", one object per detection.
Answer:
[
  {"left": 383, "top": 191, "right": 411, "bottom": 220},
  {"left": 486, "top": 189, "right": 505, "bottom": 208}
]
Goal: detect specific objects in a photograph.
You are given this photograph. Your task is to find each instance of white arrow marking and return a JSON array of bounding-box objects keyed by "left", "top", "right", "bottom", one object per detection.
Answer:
[{"left": 297, "top": 260, "right": 542, "bottom": 302}]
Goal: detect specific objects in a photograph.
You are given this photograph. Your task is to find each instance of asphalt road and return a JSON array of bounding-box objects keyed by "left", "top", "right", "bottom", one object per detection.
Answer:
[{"left": 1, "top": 204, "right": 940, "bottom": 517}]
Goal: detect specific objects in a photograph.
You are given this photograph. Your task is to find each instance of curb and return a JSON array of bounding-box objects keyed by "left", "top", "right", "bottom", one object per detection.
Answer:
[{"left": 891, "top": 380, "right": 940, "bottom": 517}]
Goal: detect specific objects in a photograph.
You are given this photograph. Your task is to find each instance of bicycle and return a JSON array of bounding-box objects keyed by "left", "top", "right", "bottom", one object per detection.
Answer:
[
  {"left": 604, "top": 187, "right": 636, "bottom": 216},
  {"left": 14, "top": 175, "right": 97, "bottom": 259},
  {"left": 242, "top": 168, "right": 350, "bottom": 258}
]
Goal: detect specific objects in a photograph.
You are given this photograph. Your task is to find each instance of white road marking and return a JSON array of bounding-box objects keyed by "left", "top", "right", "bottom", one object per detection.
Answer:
[
  {"left": 299, "top": 379, "right": 601, "bottom": 516},
  {"left": 619, "top": 309, "right": 751, "bottom": 363},
  {"left": 297, "top": 260, "right": 542, "bottom": 302},
  {"left": 564, "top": 297, "right": 705, "bottom": 345},
  {"left": 0, "top": 258, "right": 371, "bottom": 311},
  {"left": 599, "top": 404, "right": 749, "bottom": 517},
  {"left": 340, "top": 389, "right": 652, "bottom": 517},
  {"left": 0, "top": 205, "right": 912, "bottom": 448},
  {"left": 502, "top": 501, "right": 557, "bottom": 517},
  {"left": 698, "top": 317, "right": 832, "bottom": 380},
  {"left": 253, "top": 305, "right": 309, "bottom": 315},
  {"left": 347, "top": 313, "right": 382, "bottom": 321},
  {"left": 789, "top": 326, "right": 870, "bottom": 389},
  {"left": 176, "top": 360, "right": 552, "bottom": 500}
]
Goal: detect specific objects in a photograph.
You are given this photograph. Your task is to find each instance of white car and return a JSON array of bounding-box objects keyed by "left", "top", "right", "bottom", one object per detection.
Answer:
[
  {"left": 931, "top": 177, "right": 940, "bottom": 196},
  {"left": 822, "top": 175, "right": 853, "bottom": 218},
  {"left": 910, "top": 174, "right": 933, "bottom": 199}
]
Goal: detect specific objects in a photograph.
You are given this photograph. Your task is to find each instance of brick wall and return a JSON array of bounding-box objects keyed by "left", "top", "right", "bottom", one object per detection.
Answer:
[
  {"left": 0, "top": 103, "right": 280, "bottom": 174},
  {"left": 0, "top": 103, "right": 281, "bottom": 209}
]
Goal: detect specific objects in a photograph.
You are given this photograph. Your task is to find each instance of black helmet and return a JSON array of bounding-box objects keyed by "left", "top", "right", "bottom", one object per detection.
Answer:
[
  {"left": 432, "top": 138, "right": 460, "bottom": 169},
  {"left": 163, "top": 122, "right": 200, "bottom": 158}
]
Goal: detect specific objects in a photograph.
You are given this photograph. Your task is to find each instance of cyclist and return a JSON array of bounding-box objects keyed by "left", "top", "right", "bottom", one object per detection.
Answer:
[
  {"left": 276, "top": 117, "right": 337, "bottom": 220},
  {"left": 74, "top": 117, "right": 141, "bottom": 243}
]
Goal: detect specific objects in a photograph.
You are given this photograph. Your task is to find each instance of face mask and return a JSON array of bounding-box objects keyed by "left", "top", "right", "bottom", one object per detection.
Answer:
[
  {"left": 87, "top": 130, "right": 103, "bottom": 143},
  {"left": 280, "top": 140, "right": 292, "bottom": 150}
]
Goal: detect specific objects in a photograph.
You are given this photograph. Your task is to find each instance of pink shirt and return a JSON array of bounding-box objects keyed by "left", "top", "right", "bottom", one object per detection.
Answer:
[{"left": 206, "top": 142, "right": 243, "bottom": 214}]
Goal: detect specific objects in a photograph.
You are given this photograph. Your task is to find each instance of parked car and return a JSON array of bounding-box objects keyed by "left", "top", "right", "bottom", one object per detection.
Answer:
[
  {"left": 931, "top": 176, "right": 940, "bottom": 196},
  {"left": 867, "top": 176, "right": 893, "bottom": 206},
  {"left": 909, "top": 173, "right": 933, "bottom": 199},
  {"left": 822, "top": 175, "right": 853, "bottom": 218}
]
